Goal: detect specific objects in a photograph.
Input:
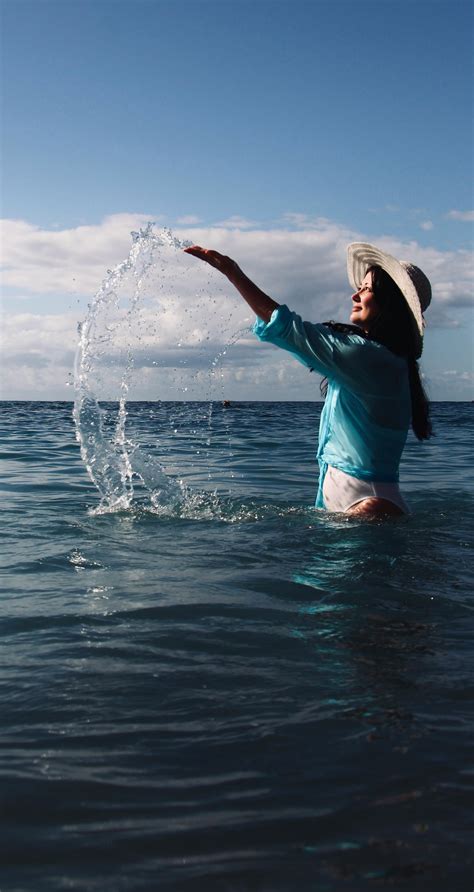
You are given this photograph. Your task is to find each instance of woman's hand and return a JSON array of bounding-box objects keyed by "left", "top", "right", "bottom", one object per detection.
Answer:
[
  {"left": 184, "top": 245, "right": 279, "bottom": 322},
  {"left": 184, "top": 246, "right": 240, "bottom": 281}
]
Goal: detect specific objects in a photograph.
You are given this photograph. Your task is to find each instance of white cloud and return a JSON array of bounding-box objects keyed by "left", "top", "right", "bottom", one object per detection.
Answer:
[
  {"left": 0, "top": 213, "right": 155, "bottom": 295},
  {"left": 443, "top": 370, "right": 474, "bottom": 380},
  {"left": 281, "top": 212, "right": 333, "bottom": 229},
  {"left": 213, "top": 215, "right": 260, "bottom": 230},
  {"left": 3, "top": 213, "right": 472, "bottom": 310},
  {"left": 176, "top": 215, "right": 202, "bottom": 225},
  {"left": 0, "top": 311, "right": 79, "bottom": 398},
  {"left": 1, "top": 214, "right": 473, "bottom": 399},
  {"left": 420, "top": 221, "right": 434, "bottom": 231},
  {"left": 426, "top": 368, "right": 474, "bottom": 400},
  {"left": 1, "top": 312, "right": 78, "bottom": 365},
  {"left": 426, "top": 307, "right": 461, "bottom": 329},
  {"left": 447, "top": 210, "right": 474, "bottom": 222}
]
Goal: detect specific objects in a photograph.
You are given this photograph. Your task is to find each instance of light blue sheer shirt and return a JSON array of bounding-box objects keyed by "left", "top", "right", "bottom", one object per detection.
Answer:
[{"left": 253, "top": 305, "right": 411, "bottom": 507}]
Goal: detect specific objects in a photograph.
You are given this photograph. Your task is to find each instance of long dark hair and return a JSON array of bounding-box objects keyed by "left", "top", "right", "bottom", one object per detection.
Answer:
[{"left": 321, "top": 265, "right": 432, "bottom": 440}]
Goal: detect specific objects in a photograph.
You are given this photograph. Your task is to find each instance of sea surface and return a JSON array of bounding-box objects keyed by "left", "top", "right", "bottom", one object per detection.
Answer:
[{"left": 1, "top": 399, "right": 473, "bottom": 891}]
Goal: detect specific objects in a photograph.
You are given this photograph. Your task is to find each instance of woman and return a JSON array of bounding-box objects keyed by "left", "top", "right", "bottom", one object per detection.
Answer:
[{"left": 184, "top": 241, "right": 432, "bottom": 517}]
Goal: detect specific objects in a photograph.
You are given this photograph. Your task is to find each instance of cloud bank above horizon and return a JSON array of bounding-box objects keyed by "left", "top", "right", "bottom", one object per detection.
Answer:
[{"left": 1, "top": 213, "right": 473, "bottom": 401}]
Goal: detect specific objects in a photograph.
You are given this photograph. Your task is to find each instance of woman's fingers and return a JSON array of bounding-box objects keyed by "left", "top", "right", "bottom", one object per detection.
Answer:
[
  {"left": 184, "top": 246, "right": 233, "bottom": 273},
  {"left": 184, "top": 246, "right": 216, "bottom": 260},
  {"left": 184, "top": 246, "right": 216, "bottom": 266},
  {"left": 185, "top": 247, "right": 217, "bottom": 258},
  {"left": 183, "top": 245, "right": 205, "bottom": 257}
]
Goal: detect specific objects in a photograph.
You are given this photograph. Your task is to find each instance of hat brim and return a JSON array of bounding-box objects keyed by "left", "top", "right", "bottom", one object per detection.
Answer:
[{"left": 347, "top": 242, "right": 424, "bottom": 340}]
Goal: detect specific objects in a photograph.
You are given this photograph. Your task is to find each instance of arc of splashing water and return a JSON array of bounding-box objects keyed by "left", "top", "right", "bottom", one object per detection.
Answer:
[
  {"left": 73, "top": 224, "right": 250, "bottom": 514},
  {"left": 73, "top": 225, "right": 189, "bottom": 512}
]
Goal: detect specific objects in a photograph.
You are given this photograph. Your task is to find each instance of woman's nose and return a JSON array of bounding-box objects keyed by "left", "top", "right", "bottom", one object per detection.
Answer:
[{"left": 351, "top": 290, "right": 360, "bottom": 302}]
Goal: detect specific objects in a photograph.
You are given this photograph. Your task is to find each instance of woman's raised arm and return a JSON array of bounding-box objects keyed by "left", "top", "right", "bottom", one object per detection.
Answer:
[{"left": 184, "top": 246, "right": 279, "bottom": 323}]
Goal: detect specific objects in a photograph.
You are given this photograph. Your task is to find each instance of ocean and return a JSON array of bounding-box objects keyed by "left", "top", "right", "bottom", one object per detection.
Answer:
[{"left": 1, "top": 398, "right": 473, "bottom": 891}]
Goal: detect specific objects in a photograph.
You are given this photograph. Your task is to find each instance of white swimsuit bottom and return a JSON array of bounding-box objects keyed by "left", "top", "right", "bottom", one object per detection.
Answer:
[{"left": 323, "top": 465, "right": 410, "bottom": 514}]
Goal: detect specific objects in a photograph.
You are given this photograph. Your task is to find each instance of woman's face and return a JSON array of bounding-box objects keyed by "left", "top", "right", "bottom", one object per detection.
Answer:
[{"left": 350, "top": 270, "right": 380, "bottom": 331}]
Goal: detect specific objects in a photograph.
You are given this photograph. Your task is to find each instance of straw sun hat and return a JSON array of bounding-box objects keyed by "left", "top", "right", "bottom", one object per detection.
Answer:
[{"left": 347, "top": 242, "right": 432, "bottom": 356}]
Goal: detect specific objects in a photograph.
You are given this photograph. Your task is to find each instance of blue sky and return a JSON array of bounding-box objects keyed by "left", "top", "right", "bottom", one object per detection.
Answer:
[{"left": 1, "top": 0, "right": 473, "bottom": 399}]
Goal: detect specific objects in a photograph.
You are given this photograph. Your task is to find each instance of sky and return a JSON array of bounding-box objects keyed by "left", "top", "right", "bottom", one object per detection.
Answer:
[{"left": 1, "top": 0, "right": 473, "bottom": 400}]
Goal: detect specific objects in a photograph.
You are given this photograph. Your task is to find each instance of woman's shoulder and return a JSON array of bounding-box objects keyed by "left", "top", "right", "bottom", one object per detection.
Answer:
[
  {"left": 312, "top": 321, "right": 372, "bottom": 350},
  {"left": 321, "top": 321, "right": 365, "bottom": 337},
  {"left": 312, "top": 321, "right": 369, "bottom": 345},
  {"left": 321, "top": 322, "right": 405, "bottom": 361}
]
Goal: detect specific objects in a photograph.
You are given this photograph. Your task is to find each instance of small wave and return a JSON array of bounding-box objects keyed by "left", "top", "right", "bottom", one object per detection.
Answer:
[{"left": 86, "top": 487, "right": 317, "bottom": 525}]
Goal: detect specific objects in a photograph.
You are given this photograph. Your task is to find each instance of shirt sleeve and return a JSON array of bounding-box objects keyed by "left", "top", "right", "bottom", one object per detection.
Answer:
[{"left": 253, "top": 304, "right": 365, "bottom": 381}]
